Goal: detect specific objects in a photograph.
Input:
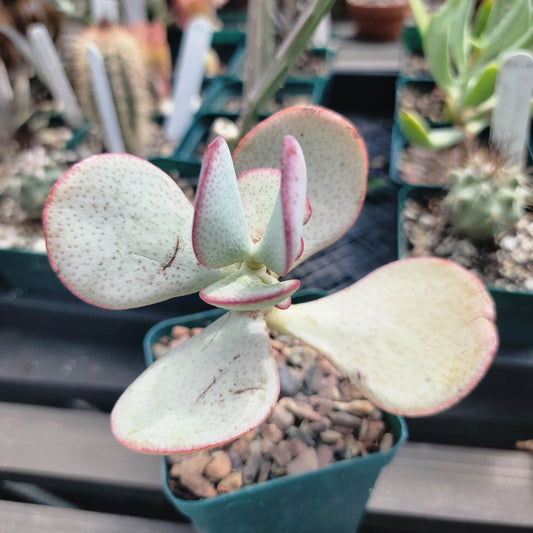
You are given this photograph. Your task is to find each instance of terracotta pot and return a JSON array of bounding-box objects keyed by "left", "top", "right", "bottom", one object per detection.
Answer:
[{"left": 346, "top": 0, "right": 411, "bottom": 42}]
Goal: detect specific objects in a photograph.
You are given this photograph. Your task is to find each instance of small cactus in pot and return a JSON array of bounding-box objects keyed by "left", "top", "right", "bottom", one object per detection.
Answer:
[
  {"left": 43, "top": 106, "right": 498, "bottom": 454},
  {"left": 71, "top": 23, "right": 152, "bottom": 155},
  {"left": 443, "top": 149, "right": 532, "bottom": 242}
]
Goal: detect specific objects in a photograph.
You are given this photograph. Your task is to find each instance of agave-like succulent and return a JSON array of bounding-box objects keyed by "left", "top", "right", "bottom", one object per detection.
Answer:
[{"left": 43, "top": 106, "right": 498, "bottom": 454}]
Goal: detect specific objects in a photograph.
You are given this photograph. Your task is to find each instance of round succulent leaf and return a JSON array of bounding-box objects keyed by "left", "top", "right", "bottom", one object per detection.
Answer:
[
  {"left": 200, "top": 267, "right": 300, "bottom": 311},
  {"left": 193, "top": 137, "right": 252, "bottom": 268},
  {"left": 267, "top": 258, "right": 498, "bottom": 416},
  {"left": 111, "top": 311, "right": 279, "bottom": 453},
  {"left": 237, "top": 167, "right": 312, "bottom": 244},
  {"left": 44, "top": 154, "right": 221, "bottom": 309},
  {"left": 255, "top": 135, "right": 308, "bottom": 276},
  {"left": 233, "top": 106, "right": 367, "bottom": 266}
]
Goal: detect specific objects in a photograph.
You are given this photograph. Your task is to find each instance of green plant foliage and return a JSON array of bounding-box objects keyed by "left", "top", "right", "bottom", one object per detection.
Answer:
[
  {"left": 402, "top": 0, "right": 533, "bottom": 149},
  {"left": 444, "top": 150, "right": 532, "bottom": 241}
]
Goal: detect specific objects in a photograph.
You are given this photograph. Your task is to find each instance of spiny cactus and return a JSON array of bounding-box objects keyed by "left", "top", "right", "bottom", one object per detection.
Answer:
[
  {"left": 72, "top": 23, "right": 152, "bottom": 155},
  {"left": 43, "top": 106, "right": 498, "bottom": 454},
  {"left": 444, "top": 150, "right": 532, "bottom": 242}
]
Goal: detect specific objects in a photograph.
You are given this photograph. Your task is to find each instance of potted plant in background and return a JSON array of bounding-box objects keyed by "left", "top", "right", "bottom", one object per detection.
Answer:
[
  {"left": 43, "top": 105, "right": 498, "bottom": 532},
  {"left": 394, "top": 0, "right": 533, "bottom": 185},
  {"left": 345, "top": 0, "right": 411, "bottom": 42}
]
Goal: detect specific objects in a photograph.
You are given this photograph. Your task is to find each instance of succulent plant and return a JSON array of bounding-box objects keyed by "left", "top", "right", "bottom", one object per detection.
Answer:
[
  {"left": 444, "top": 150, "right": 532, "bottom": 241},
  {"left": 43, "top": 106, "right": 498, "bottom": 454},
  {"left": 72, "top": 24, "right": 152, "bottom": 155},
  {"left": 401, "top": 0, "right": 533, "bottom": 149}
]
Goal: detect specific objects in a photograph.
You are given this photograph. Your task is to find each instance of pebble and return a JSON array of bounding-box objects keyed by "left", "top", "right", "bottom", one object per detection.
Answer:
[
  {"left": 329, "top": 411, "right": 362, "bottom": 429},
  {"left": 380, "top": 433, "right": 394, "bottom": 452},
  {"left": 287, "top": 448, "right": 319, "bottom": 475},
  {"left": 278, "top": 364, "right": 299, "bottom": 397},
  {"left": 270, "top": 443, "right": 293, "bottom": 466},
  {"left": 205, "top": 451, "right": 232, "bottom": 482},
  {"left": 164, "top": 327, "right": 394, "bottom": 500},
  {"left": 228, "top": 439, "right": 250, "bottom": 462},
  {"left": 270, "top": 403, "right": 295, "bottom": 432},
  {"left": 317, "top": 444, "right": 334, "bottom": 467},
  {"left": 217, "top": 472, "right": 243, "bottom": 493},
  {"left": 285, "top": 438, "right": 308, "bottom": 457},
  {"left": 180, "top": 470, "right": 217, "bottom": 498},
  {"left": 261, "top": 423, "right": 283, "bottom": 443},
  {"left": 320, "top": 429, "right": 343, "bottom": 444},
  {"left": 333, "top": 399, "right": 375, "bottom": 417}
]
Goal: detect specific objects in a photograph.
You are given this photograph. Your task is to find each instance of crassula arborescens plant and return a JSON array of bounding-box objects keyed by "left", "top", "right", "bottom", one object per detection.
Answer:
[{"left": 43, "top": 106, "right": 498, "bottom": 454}]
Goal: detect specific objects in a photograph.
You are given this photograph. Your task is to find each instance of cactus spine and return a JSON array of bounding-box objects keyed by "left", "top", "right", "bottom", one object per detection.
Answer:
[
  {"left": 443, "top": 150, "right": 532, "bottom": 242},
  {"left": 72, "top": 24, "right": 151, "bottom": 155}
]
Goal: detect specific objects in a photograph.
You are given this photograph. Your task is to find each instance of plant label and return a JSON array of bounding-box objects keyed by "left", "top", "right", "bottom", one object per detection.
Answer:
[
  {"left": 490, "top": 51, "right": 533, "bottom": 167},
  {"left": 0, "top": 60, "right": 13, "bottom": 102},
  {"left": 27, "top": 24, "right": 83, "bottom": 128},
  {"left": 122, "top": 0, "right": 146, "bottom": 25},
  {"left": 165, "top": 17, "right": 213, "bottom": 141},
  {"left": 312, "top": 14, "right": 331, "bottom": 48},
  {"left": 87, "top": 43, "right": 126, "bottom": 153},
  {"left": 90, "top": 0, "right": 119, "bottom": 24}
]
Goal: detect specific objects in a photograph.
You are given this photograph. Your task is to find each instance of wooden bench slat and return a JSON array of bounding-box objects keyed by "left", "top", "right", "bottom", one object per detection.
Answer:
[
  {"left": 367, "top": 442, "right": 533, "bottom": 528},
  {"left": 0, "top": 402, "right": 161, "bottom": 491},
  {"left": 1, "top": 401, "right": 532, "bottom": 529},
  {"left": 0, "top": 500, "right": 192, "bottom": 533}
]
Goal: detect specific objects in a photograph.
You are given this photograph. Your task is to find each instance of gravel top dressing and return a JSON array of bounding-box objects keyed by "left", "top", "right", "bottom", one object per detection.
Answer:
[{"left": 152, "top": 324, "right": 394, "bottom": 500}]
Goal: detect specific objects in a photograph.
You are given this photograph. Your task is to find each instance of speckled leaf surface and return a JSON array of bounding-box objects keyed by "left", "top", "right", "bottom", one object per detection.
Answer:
[
  {"left": 267, "top": 258, "right": 498, "bottom": 416},
  {"left": 234, "top": 106, "right": 367, "bottom": 266},
  {"left": 193, "top": 137, "right": 252, "bottom": 267},
  {"left": 200, "top": 267, "right": 300, "bottom": 311},
  {"left": 256, "top": 135, "right": 308, "bottom": 276},
  {"left": 237, "top": 167, "right": 312, "bottom": 245},
  {"left": 44, "top": 154, "right": 221, "bottom": 309},
  {"left": 111, "top": 311, "right": 279, "bottom": 453}
]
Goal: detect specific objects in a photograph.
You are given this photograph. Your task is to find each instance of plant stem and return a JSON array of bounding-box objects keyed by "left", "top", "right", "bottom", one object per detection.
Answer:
[{"left": 238, "top": 0, "right": 335, "bottom": 138}]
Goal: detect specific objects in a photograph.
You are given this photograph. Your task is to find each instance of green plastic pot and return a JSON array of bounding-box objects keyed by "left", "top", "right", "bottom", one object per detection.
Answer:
[
  {"left": 143, "top": 293, "right": 408, "bottom": 533},
  {"left": 199, "top": 77, "right": 331, "bottom": 118},
  {"left": 397, "top": 185, "right": 533, "bottom": 347},
  {"left": 401, "top": 25, "right": 423, "bottom": 55}
]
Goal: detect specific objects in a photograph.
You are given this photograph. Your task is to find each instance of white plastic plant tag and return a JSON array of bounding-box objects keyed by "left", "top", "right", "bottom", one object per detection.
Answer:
[
  {"left": 90, "top": 0, "right": 119, "bottom": 23},
  {"left": 122, "top": 0, "right": 146, "bottom": 25},
  {"left": 86, "top": 43, "right": 126, "bottom": 153},
  {"left": 0, "top": 60, "right": 13, "bottom": 102},
  {"left": 164, "top": 17, "right": 213, "bottom": 141},
  {"left": 0, "top": 24, "right": 48, "bottom": 84},
  {"left": 490, "top": 51, "right": 533, "bottom": 168},
  {"left": 312, "top": 13, "right": 331, "bottom": 48},
  {"left": 27, "top": 24, "right": 83, "bottom": 128}
]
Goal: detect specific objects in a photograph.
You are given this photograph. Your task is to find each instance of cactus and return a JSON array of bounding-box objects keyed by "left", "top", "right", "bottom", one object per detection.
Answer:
[
  {"left": 72, "top": 23, "right": 152, "bottom": 155},
  {"left": 43, "top": 106, "right": 498, "bottom": 454},
  {"left": 444, "top": 150, "right": 532, "bottom": 242}
]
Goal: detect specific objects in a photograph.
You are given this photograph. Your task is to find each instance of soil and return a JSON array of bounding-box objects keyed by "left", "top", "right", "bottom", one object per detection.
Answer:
[
  {"left": 156, "top": 326, "right": 395, "bottom": 500},
  {"left": 0, "top": 119, "right": 190, "bottom": 253},
  {"left": 401, "top": 53, "right": 431, "bottom": 80},
  {"left": 397, "top": 84, "right": 446, "bottom": 123},
  {"left": 402, "top": 195, "right": 533, "bottom": 292},
  {"left": 222, "top": 93, "right": 313, "bottom": 115},
  {"left": 291, "top": 51, "right": 328, "bottom": 78},
  {"left": 398, "top": 143, "right": 469, "bottom": 185}
]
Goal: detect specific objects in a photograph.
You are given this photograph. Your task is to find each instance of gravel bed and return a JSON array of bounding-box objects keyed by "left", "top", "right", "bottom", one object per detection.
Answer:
[
  {"left": 152, "top": 325, "right": 394, "bottom": 500},
  {"left": 402, "top": 195, "right": 533, "bottom": 292}
]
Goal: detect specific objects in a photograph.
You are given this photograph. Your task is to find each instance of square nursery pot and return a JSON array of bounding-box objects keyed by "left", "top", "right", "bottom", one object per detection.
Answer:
[
  {"left": 143, "top": 292, "right": 408, "bottom": 533},
  {"left": 199, "top": 77, "right": 332, "bottom": 118},
  {"left": 0, "top": 159, "right": 198, "bottom": 300},
  {"left": 397, "top": 185, "right": 533, "bottom": 347}
]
